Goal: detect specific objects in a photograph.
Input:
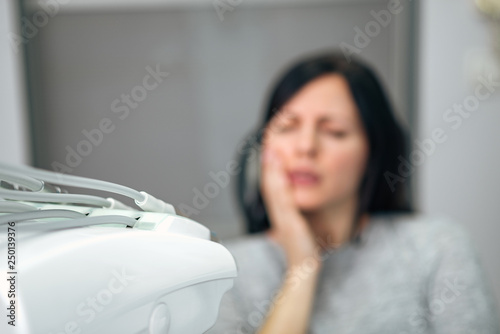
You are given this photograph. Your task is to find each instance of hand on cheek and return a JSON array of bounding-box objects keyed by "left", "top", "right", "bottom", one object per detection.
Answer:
[{"left": 260, "top": 146, "right": 322, "bottom": 269}]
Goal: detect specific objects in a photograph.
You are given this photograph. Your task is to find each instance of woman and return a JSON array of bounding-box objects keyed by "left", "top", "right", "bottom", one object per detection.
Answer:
[{"left": 207, "top": 52, "right": 499, "bottom": 334}]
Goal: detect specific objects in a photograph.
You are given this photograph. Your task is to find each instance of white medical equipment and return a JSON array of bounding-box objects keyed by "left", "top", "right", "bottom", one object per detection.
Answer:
[{"left": 0, "top": 162, "right": 237, "bottom": 334}]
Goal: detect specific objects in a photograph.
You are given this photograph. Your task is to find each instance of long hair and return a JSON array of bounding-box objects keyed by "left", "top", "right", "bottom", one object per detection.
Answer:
[{"left": 234, "top": 51, "right": 413, "bottom": 243}]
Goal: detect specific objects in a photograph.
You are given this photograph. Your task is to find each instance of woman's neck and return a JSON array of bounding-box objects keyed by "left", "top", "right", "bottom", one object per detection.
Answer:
[{"left": 301, "top": 196, "right": 368, "bottom": 250}]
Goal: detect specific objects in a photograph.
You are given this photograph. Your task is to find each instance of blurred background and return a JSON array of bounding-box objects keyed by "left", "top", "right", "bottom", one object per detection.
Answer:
[{"left": 1, "top": 0, "right": 499, "bottom": 315}]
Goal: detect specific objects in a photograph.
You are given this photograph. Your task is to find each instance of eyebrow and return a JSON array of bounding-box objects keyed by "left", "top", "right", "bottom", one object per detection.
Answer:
[
  {"left": 277, "top": 110, "right": 351, "bottom": 126},
  {"left": 318, "top": 116, "right": 341, "bottom": 123}
]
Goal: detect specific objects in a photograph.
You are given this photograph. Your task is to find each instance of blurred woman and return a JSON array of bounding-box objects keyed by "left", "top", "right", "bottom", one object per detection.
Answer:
[{"left": 207, "top": 52, "right": 500, "bottom": 334}]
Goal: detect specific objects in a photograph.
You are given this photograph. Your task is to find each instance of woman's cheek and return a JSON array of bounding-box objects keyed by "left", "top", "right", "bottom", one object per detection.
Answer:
[{"left": 325, "top": 147, "right": 366, "bottom": 186}]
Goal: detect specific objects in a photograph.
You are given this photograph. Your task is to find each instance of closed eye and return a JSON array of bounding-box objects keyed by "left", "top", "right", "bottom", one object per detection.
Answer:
[
  {"left": 271, "top": 123, "right": 295, "bottom": 133},
  {"left": 326, "top": 130, "right": 347, "bottom": 138}
]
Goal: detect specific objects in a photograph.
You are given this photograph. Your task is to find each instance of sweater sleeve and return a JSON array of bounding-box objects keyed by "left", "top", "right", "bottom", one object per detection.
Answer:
[{"left": 424, "top": 218, "right": 500, "bottom": 334}]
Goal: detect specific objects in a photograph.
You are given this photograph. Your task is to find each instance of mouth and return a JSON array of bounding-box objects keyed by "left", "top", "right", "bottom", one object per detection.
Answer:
[{"left": 288, "top": 170, "right": 321, "bottom": 186}]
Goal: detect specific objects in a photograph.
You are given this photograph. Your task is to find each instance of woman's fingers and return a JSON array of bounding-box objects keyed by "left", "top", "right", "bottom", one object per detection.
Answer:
[
  {"left": 261, "top": 148, "right": 305, "bottom": 229},
  {"left": 260, "top": 146, "right": 321, "bottom": 267},
  {"left": 260, "top": 147, "right": 297, "bottom": 227}
]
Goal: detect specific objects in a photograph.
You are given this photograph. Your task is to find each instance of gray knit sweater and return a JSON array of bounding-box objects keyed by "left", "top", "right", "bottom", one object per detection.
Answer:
[{"left": 206, "top": 212, "right": 500, "bottom": 334}]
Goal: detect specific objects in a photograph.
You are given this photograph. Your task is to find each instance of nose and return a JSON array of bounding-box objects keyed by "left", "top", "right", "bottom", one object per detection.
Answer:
[{"left": 295, "top": 124, "right": 318, "bottom": 158}]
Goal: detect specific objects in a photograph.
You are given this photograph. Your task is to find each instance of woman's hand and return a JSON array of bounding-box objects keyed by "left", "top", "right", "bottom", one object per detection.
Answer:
[{"left": 260, "top": 146, "right": 322, "bottom": 270}]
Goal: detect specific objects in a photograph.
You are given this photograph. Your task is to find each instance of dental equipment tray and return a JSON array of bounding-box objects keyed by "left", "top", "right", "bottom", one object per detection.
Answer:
[{"left": 0, "top": 163, "right": 237, "bottom": 334}]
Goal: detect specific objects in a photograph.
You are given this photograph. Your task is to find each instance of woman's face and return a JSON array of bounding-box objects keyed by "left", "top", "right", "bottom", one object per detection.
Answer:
[{"left": 262, "top": 74, "right": 369, "bottom": 212}]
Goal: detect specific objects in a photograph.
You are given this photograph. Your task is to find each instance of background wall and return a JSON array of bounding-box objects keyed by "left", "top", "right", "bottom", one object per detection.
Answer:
[
  {"left": 24, "top": 0, "right": 414, "bottom": 239},
  {"left": 418, "top": 0, "right": 500, "bottom": 312},
  {"left": 0, "top": 1, "right": 30, "bottom": 164}
]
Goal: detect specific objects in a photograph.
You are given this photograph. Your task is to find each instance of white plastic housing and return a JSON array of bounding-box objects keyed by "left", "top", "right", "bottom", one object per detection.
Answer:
[{"left": 0, "top": 212, "right": 237, "bottom": 334}]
